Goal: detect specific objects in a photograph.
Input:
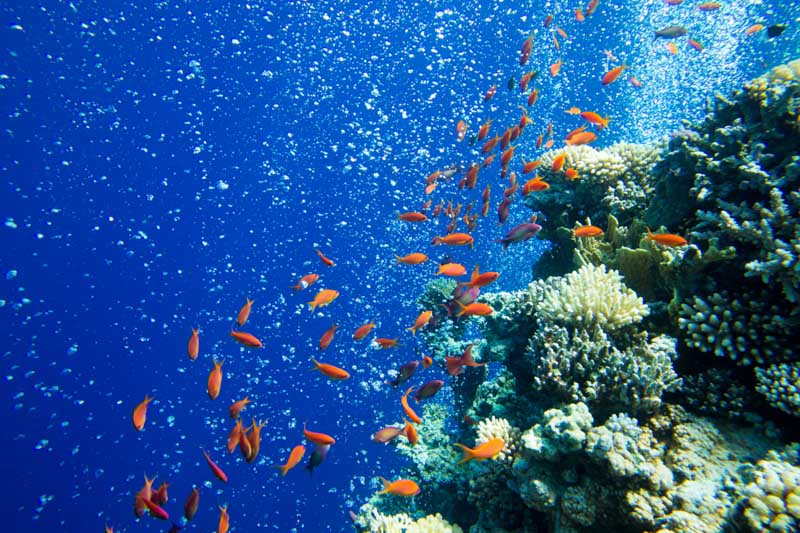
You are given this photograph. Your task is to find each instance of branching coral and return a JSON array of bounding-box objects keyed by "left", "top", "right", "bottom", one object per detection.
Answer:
[
  {"left": 755, "top": 362, "right": 800, "bottom": 418},
  {"left": 535, "top": 264, "right": 650, "bottom": 331},
  {"left": 527, "top": 321, "right": 681, "bottom": 415},
  {"left": 677, "top": 289, "right": 792, "bottom": 366}
]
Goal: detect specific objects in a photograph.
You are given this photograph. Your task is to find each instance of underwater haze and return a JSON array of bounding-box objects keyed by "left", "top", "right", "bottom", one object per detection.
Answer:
[{"left": 1, "top": 0, "right": 799, "bottom": 532}]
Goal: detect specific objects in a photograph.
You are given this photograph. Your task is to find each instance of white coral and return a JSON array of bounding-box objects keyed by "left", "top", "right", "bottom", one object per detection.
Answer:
[
  {"left": 356, "top": 506, "right": 463, "bottom": 533},
  {"left": 537, "top": 264, "right": 649, "bottom": 331},
  {"left": 476, "top": 416, "right": 520, "bottom": 464}
]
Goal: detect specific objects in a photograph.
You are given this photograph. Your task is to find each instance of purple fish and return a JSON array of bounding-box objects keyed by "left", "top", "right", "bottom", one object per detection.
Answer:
[
  {"left": 306, "top": 444, "right": 331, "bottom": 476},
  {"left": 496, "top": 220, "right": 541, "bottom": 250},
  {"left": 387, "top": 360, "right": 419, "bottom": 387},
  {"left": 413, "top": 380, "right": 444, "bottom": 403}
]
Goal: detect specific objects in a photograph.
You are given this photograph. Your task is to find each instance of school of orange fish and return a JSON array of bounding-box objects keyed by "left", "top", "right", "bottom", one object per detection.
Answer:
[{"left": 111, "top": 0, "right": 752, "bottom": 530}]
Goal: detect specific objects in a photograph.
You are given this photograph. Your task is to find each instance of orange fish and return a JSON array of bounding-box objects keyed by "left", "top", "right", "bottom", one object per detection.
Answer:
[
  {"left": 132, "top": 394, "right": 153, "bottom": 431},
  {"left": 141, "top": 496, "right": 169, "bottom": 520},
  {"left": 564, "top": 168, "right": 580, "bottom": 180},
  {"left": 536, "top": 133, "right": 543, "bottom": 148},
  {"left": 401, "top": 386, "right": 422, "bottom": 424},
  {"left": 575, "top": 7, "right": 585, "bottom": 21},
  {"left": 462, "top": 265, "right": 500, "bottom": 288},
  {"left": 374, "top": 337, "right": 399, "bottom": 349},
  {"left": 217, "top": 504, "right": 230, "bottom": 533},
  {"left": 519, "top": 69, "right": 536, "bottom": 92},
  {"left": 308, "top": 288, "right": 339, "bottom": 312},
  {"left": 227, "top": 420, "right": 244, "bottom": 453},
  {"left": 552, "top": 153, "right": 566, "bottom": 172},
  {"left": 484, "top": 84, "right": 497, "bottom": 101},
  {"left": 456, "top": 120, "right": 467, "bottom": 141},
  {"left": 746, "top": 24, "right": 764, "bottom": 36},
  {"left": 697, "top": 1, "right": 720, "bottom": 10},
  {"left": 187, "top": 328, "right": 199, "bottom": 360},
  {"left": 549, "top": 58, "right": 562, "bottom": 77},
  {"left": 237, "top": 298, "right": 254, "bottom": 326},
  {"left": 229, "top": 396, "right": 251, "bottom": 418},
  {"left": 601, "top": 63, "right": 627, "bottom": 85},
  {"left": 482, "top": 153, "right": 496, "bottom": 168},
  {"left": 407, "top": 310, "right": 433, "bottom": 335},
  {"left": 454, "top": 437, "right": 505, "bottom": 463},
  {"left": 544, "top": 139, "right": 554, "bottom": 149},
  {"left": 527, "top": 88, "right": 539, "bottom": 106},
  {"left": 437, "top": 262, "right": 467, "bottom": 277},
  {"left": 647, "top": 227, "right": 688, "bottom": 247},
  {"left": 207, "top": 359, "right": 224, "bottom": 400},
  {"left": 134, "top": 474, "right": 156, "bottom": 517},
  {"left": 456, "top": 302, "right": 494, "bottom": 317},
  {"left": 556, "top": 27, "right": 568, "bottom": 38},
  {"left": 238, "top": 424, "right": 253, "bottom": 460},
  {"left": 566, "top": 130, "right": 597, "bottom": 145},
  {"left": 573, "top": 225, "right": 604, "bottom": 237},
  {"left": 688, "top": 39, "right": 703, "bottom": 51},
  {"left": 481, "top": 134, "right": 499, "bottom": 154},
  {"left": 316, "top": 248, "right": 335, "bottom": 267},
  {"left": 477, "top": 118, "right": 492, "bottom": 141},
  {"left": 184, "top": 487, "right": 200, "bottom": 521},
  {"left": 398, "top": 211, "right": 427, "bottom": 222},
  {"left": 310, "top": 358, "right": 350, "bottom": 380},
  {"left": 230, "top": 329, "right": 263, "bottom": 348},
  {"left": 522, "top": 176, "right": 549, "bottom": 195},
  {"left": 273, "top": 445, "right": 306, "bottom": 476},
  {"left": 377, "top": 477, "right": 420, "bottom": 497},
  {"left": 445, "top": 344, "right": 486, "bottom": 376},
  {"left": 586, "top": 0, "right": 600, "bottom": 16},
  {"left": 303, "top": 422, "right": 336, "bottom": 445},
  {"left": 395, "top": 252, "right": 428, "bottom": 265},
  {"left": 291, "top": 273, "right": 319, "bottom": 291},
  {"left": 432, "top": 233, "right": 474, "bottom": 248},
  {"left": 543, "top": 15, "right": 553, "bottom": 27},
  {"left": 424, "top": 181, "right": 438, "bottom": 195},
  {"left": 151, "top": 481, "right": 169, "bottom": 505},
  {"left": 628, "top": 75, "right": 643, "bottom": 88},
  {"left": 319, "top": 321, "right": 339, "bottom": 350},
  {"left": 402, "top": 419, "right": 418, "bottom": 446},
  {"left": 202, "top": 448, "right": 229, "bottom": 483},
  {"left": 580, "top": 111, "right": 610, "bottom": 129},
  {"left": 666, "top": 42, "right": 678, "bottom": 54},
  {"left": 353, "top": 321, "right": 376, "bottom": 340},
  {"left": 565, "top": 106, "right": 582, "bottom": 115},
  {"left": 245, "top": 418, "right": 267, "bottom": 463},
  {"left": 522, "top": 159, "right": 541, "bottom": 174},
  {"left": 565, "top": 125, "right": 587, "bottom": 141},
  {"left": 500, "top": 127, "right": 512, "bottom": 150},
  {"left": 501, "top": 145, "right": 517, "bottom": 166},
  {"left": 105, "top": 526, "right": 114, "bottom": 533},
  {"left": 421, "top": 355, "right": 433, "bottom": 368}
]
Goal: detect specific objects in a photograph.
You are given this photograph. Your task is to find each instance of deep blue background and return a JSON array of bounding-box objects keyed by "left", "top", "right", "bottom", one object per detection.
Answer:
[{"left": 0, "top": 0, "right": 795, "bottom": 531}]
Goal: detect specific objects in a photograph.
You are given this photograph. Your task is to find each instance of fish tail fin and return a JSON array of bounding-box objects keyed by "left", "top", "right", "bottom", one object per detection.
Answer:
[
  {"left": 406, "top": 326, "right": 417, "bottom": 335},
  {"left": 377, "top": 476, "right": 391, "bottom": 493},
  {"left": 453, "top": 443, "right": 474, "bottom": 464},
  {"left": 271, "top": 464, "right": 288, "bottom": 476},
  {"left": 308, "top": 302, "right": 316, "bottom": 312},
  {"left": 291, "top": 283, "right": 301, "bottom": 291}
]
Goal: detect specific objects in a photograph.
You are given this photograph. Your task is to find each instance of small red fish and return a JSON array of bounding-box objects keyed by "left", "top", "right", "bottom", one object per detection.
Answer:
[
  {"left": 445, "top": 344, "right": 487, "bottom": 376},
  {"left": 484, "top": 84, "right": 497, "bottom": 101},
  {"left": 303, "top": 422, "right": 336, "bottom": 445},
  {"left": 647, "top": 227, "right": 688, "bottom": 246},
  {"left": 316, "top": 248, "right": 335, "bottom": 267},
  {"left": 456, "top": 120, "right": 467, "bottom": 141},
  {"left": 319, "top": 321, "right": 339, "bottom": 350},
  {"left": 353, "top": 321, "right": 376, "bottom": 340},
  {"left": 401, "top": 386, "right": 422, "bottom": 424},
  {"left": 201, "top": 448, "right": 229, "bottom": 483},
  {"left": 601, "top": 63, "right": 627, "bottom": 86},
  {"left": 398, "top": 211, "right": 428, "bottom": 222},
  {"left": 184, "top": 487, "right": 200, "bottom": 521},
  {"left": 187, "top": 328, "right": 199, "bottom": 360},
  {"left": 237, "top": 298, "right": 254, "bottom": 326},
  {"left": 230, "top": 330, "right": 263, "bottom": 348}
]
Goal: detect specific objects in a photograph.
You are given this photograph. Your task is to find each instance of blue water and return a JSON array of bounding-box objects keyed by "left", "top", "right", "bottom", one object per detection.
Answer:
[{"left": 1, "top": 0, "right": 796, "bottom": 531}]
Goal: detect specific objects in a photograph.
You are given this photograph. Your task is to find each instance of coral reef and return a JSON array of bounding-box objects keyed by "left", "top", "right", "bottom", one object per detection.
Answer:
[
  {"left": 677, "top": 289, "right": 792, "bottom": 366},
  {"left": 755, "top": 362, "right": 800, "bottom": 418},
  {"left": 737, "top": 447, "right": 800, "bottom": 532},
  {"left": 526, "top": 321, "right": 681, "bottom": 416},
  {"left": 356, "top": 62, "right": 800, "bottom": 533}
]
